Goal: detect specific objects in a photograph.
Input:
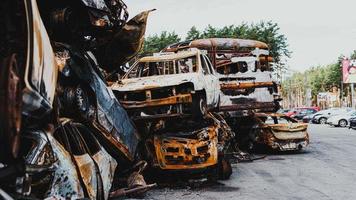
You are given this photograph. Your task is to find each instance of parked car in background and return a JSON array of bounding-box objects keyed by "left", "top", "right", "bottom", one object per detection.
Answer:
[
  {"left": 349, "top": 117, "right": 356, "bottom": 129},
  {"left": 286, "top": 107, "right": 320, "bottom": 118},
  {"left": 277, "top": 109, "right": 291, "bottom": 114},
  {"left": 293, "top": 108, "right": 318, "bottom": 120},
  {"left": 326, "top": 110, "right": 356, "bottom": 127},
  {"left": 302, "top": 114, "right": 315, "bottom": 123},
  {"left": 311, "top": 108, "right": 353, "bottom": 124}
]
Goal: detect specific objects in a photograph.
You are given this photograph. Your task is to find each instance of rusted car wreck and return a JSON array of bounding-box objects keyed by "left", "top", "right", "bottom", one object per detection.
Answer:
[
  {"left": 163, "top": 38, "right": 280, "bottom": 115},
  {"left": 111, "top": 49, "right": 220, "bottom": 119},
  {"left": 142, "top": 113, "right": 234, "bottom": 181},
  {"left": 252, "top": 113, "right": 309, "bottom": 151}
]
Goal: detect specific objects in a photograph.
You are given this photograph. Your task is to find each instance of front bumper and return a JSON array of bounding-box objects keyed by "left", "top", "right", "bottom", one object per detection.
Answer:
[
  {"left": 219, "top": 101, "right": 279, "bottom": 115},
  {"left": 271, "top": 140, "right": 309, "bottom": 151},
  {"left": 120, "top": 93, "right": 192, "bottom": 109},
  {"left": 152, "top": 127, "right": 218, "bottom": 170},
  {"left": 259, "top": 131, "right": 309, "bottom": 151}
]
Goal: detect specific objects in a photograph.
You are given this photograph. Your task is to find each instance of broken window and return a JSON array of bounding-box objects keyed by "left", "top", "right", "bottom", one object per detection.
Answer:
[
  {"left": 200, "top": 55, "right": 210, "bottom": 75},
  {"left": 176, "top": 56, "right": 197, "bottom": 73},
  {"left": 126, "top": 56, "right": 197, "bottom": 78}
]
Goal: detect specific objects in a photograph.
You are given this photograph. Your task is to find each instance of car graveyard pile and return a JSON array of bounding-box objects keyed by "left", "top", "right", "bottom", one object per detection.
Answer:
[{"left": 0, "top": 0, "right": 309, "bottom": 199}]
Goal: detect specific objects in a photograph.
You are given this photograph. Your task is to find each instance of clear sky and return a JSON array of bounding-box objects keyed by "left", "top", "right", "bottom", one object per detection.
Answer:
[{"left": 126, "top": 0, "right": 356, "bottom": 72}]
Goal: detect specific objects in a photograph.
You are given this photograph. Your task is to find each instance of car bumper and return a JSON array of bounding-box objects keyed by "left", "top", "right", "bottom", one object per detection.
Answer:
[
  {"left": 120, "top": 93, "right": 192, "bottom": 109},
  {"left": 151, "top": 127, "right": 218, "bottom": 170},
  {"left": 219, "top": 101, "right": 278, "bottom": 113}
]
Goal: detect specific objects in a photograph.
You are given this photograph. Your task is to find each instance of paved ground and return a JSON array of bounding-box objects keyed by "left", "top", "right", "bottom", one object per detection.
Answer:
[{"left": 145, "top": 124, "right": 356, "bottom": 200}]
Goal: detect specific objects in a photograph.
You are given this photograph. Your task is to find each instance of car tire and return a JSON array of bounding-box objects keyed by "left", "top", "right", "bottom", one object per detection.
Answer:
[
  {"left": 319, "top": 117, "right": 327, "bottom": 124},
  {"left": 192, "top": 94, "right": 207, "bottom": 119},
  {"left": 339, "top": 119, "right": 348, "bottom": 127}
]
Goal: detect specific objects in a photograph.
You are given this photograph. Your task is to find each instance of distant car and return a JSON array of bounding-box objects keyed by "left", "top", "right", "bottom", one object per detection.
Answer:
[
  {"left": 277, "top": 109, "right": 291, "bottom": 114},
  {"left": 286, "top": 107, "right": 320, "bottom": 117},
  {"left": 302, "top": 114, "right": 316, "bottom": 123},
  {"left": 326, "top": 110, "right": 356, "bottom": 127},
  {"left": 311, "top": 108, "right": 353, "bottom": 124},
  {"left": 349, "top": 117, "right": 356, "bottom": 129},
  {"left": 251, "top": 113, "right": 309, "bottom": 151},
  {"left": 293, "top": 108, "right": 318, "bottom": 120}
]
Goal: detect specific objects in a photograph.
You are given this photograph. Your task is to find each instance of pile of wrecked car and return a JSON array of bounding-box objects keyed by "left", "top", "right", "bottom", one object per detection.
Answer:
[{"left": 0, "top": 0, "right": 309, "bottom": 199}]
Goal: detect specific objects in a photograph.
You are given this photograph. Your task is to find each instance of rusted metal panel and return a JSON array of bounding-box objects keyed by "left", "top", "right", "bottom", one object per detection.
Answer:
[
  {"left": 24, "top": 130, "right": 85, "bottom": 199},
  {"left": 120, "top": 93, "right": 192, "bottom": 109},
  {"left": 219, "top": 102, "right": 277, "bottom": 112},
  {"left": 57, "top": 44, "right": 139, "bottom": 161},
  {"left": 22, "top": 0, "right": 58, "bottom": 119},
  {"left": 153, "top": 126, "right": 219, "bottom": 170},
  {"left": 220, "top": 82, "right": 275, "bottom": 90},
  {"left": 98, "top": 9, "right": 154, "bottom": 72},
  {"left": 254, "top": 113, "right": 310, "bottom": 151},
  {"left": 0, "top": 54, "right": 22, "bottom": 162},
  {"left": 163, "top": 38, "right": 269, "bottom": 53}
]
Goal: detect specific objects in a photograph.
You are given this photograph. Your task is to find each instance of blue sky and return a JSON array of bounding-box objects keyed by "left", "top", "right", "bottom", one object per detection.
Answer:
[{"left": 126, "top": 0, "right": 356, "bottom": 72}]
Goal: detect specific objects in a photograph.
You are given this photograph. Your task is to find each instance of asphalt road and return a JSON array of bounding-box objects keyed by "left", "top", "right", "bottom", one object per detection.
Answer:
[{"left": 145, "top": 124, "right": 356, "bottom": 200}]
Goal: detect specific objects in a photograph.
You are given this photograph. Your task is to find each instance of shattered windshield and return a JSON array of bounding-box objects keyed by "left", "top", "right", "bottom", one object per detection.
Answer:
[{"left": 126, "top": 56, "right": 197, "bottom": 78}]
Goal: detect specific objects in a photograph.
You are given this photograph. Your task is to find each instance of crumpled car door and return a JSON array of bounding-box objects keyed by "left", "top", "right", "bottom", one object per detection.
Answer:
[
  {"left": 23, "top": 129, "right": 85, "bottom": 199},
  {"left": 22, "top": 0, "right": 58, "bottom": 119},
  {"left": 74, "top": 123, "right": 118, "bottom": 200}
]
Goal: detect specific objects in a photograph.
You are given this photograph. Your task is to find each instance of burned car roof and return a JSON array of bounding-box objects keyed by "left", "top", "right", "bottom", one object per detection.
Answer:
[
  {"left": 140, "top": 49, "right": 201, "bottom": 62},
  {"left": 163, "top": 38, "right": 269, "bottom": 52}
]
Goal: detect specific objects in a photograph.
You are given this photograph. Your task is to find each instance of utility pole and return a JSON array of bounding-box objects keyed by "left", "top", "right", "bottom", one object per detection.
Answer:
[{"left": 351, "top": 83, "right": 355, "bottom": 109}]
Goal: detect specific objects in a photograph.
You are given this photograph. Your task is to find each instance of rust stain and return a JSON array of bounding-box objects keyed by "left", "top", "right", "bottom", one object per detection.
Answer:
[
  {"left": 120, "top": 93, "right": 192, "bottom": 109},
  {"left": 220, "top": 82, "right": 275, "bottom": 90},
  {"left": 153, "top": 126, "right": 218, "bottom": 170}
]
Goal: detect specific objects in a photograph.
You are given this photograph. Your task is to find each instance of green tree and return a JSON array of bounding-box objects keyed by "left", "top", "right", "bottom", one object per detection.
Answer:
[
  {"left": 142, "top": 31, "right": 181, "bottom": 54},
  {"left": 186, "top": 26, "right": 201, "bottom": 40}
]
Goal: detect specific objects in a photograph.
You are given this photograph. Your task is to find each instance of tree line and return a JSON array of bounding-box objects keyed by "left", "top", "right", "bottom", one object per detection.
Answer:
[
  {"left": 142, "top": 21, "right": 290, "bottom": 71},
  {"left": 282, "top": 51, "right": 356, "bottom": 106}
]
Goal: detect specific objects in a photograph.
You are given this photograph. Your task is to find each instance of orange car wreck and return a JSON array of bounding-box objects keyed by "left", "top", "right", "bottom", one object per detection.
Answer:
[
  {"left": 253, "top": 113, "right": 309, "bottom": 151},
  {"left": 143, "top": 113, "right": 234, "bottom": 179}
]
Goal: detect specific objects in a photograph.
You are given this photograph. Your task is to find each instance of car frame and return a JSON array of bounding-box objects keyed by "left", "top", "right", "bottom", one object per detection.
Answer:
[
  {"left": 111, "top": 48, "right": 220, "bottom": 119},
  {"left": 252, "top": 113, "right": 309, "bottom": 151}
]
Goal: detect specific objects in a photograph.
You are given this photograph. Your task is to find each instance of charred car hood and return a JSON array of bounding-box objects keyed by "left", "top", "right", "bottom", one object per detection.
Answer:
[
  {"left": 269, "top": 123, "right": 308, "bottom": 140},
  {"left": 113, "top": 73, "right": 198, "bottom": 92}
]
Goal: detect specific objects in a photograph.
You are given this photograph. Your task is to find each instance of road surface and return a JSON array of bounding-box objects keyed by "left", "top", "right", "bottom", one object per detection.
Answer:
[{"left": 145, "top": 124, "right": 356, "bottom": 200}]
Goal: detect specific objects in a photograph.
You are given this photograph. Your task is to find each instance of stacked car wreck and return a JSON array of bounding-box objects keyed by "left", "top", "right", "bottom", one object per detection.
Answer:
[
  {"left": 0, "top": 0, "right": 309, "bottom": 199},
  {"left": 112, "top": 49, "right": 234, "bottom": 179},
  {"left": 0, "top": 0, "right": 155, "bottom": 199}
]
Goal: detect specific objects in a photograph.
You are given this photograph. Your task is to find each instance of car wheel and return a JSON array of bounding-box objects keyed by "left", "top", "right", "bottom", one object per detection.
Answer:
[
  {"left": 339, "top": 119, "right": 348, "bottom": 127},
  {"left": 319, "top": 117, "right": 327, "bottom": 124},
  {"left": 192, "top": 94, "right": 207, "bottom": 118}
]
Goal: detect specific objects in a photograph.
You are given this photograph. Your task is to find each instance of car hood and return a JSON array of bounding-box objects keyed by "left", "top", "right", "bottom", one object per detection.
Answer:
[
  {"left": 112, "top": 73, "right": 199, "bottom": 92},
  {"left": 268, "top": 123, "right": 308, "bottom": 140}
]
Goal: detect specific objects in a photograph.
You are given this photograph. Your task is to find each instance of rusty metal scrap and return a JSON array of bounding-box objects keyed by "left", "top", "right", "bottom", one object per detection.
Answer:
[
  {"left": 163, "top": 38, "right": 269, "bottom": 53},
  {"left": 97, "top": 9, "right": 155, "bottom": 73},
  {"left": 254, "top": 113, "right": 310, "bottom": 151},
  {"left": 120, "top": 93, "right": 192, "bottom": 109},
  {"left": 153, "top": 126, "right": 219, "bottom": 170},
  {"left": 0, "top": 54, "right": 22, "bottom": 163},
  {"left": 220, "top": 82, "right": 275, "bottom": 90}
]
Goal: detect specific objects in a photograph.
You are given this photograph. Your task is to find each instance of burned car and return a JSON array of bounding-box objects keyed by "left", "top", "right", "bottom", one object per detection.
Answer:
[
  {"left": 252, "top": 113, "right": 309, "bottom": 151},
  {"left": 163, "top": 38, "right": 280, "bottom": 116},
  {"left": 111, "top": 49, "right": 220, "bottom": 119},
  {"left": 142, "top": 113, "right": 234, "bottom": 180}
]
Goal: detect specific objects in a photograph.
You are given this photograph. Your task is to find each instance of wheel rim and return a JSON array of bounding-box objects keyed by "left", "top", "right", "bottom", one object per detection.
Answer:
[
  {"left": 199, "top": 98, "right": 207, "bottom": 115},
  {"left": 340, "top": 120, "right": 347, "bottom": 127},
  {"left": 320, "top": 118, "right": 326, "bottom": 124}
]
